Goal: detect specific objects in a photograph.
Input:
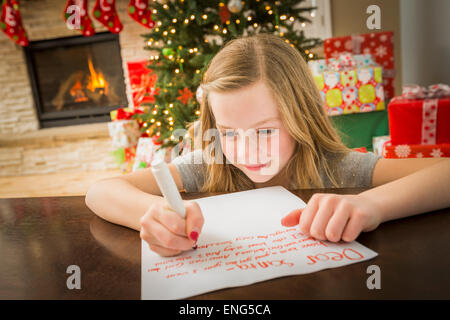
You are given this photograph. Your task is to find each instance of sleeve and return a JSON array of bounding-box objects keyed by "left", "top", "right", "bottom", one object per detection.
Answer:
[
  {"left": 322, "top": 151, "right": 381, "bottom": 188},
  {"left": 170, "top": 149, "right": 207, "bottom": 193},
  {"left": 325, "top": 151, "right": 382, "bottom": 188}
]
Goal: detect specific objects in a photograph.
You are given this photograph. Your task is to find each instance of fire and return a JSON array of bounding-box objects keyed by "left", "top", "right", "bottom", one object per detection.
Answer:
[
  {"left": 86, "top": 56, "right": 108, "bottom": 95},
  {"left": 68, "top": 56, "right": 109, "bottom": 103}
]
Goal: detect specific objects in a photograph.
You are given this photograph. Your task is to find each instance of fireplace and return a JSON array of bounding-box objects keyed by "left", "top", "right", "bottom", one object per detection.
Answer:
[{"left": 24, "top": 32, "right": 128, "bottom": 128}]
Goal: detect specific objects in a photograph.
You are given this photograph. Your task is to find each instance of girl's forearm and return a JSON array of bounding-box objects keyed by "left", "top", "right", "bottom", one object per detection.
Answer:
[
  {"left": 359, "top": 160, "right": 450, "bottom": 224},
  {"left": 85, "top": 178, "right": 165, "bottom": 231}
]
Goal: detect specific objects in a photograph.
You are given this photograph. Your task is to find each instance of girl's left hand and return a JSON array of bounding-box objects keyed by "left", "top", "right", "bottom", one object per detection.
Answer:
[{"left": 281, "top": 193, "right": 383, "bottom": 242}]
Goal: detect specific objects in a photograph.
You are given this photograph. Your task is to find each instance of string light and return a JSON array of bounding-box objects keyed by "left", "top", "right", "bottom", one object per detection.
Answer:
[
  {"left": 202, "top": 14, "right": 208, "bottom": 20},
  {"left": 169, "top": 103, "right": 174, "bottom": 108},
  {"left": 163, "top": 110, "right": 169, "bottom": 114},
  {"left": 195, "top": 69, "right": 200, "bottom": 74},
  {"left": 171, "top": 28, "right": 176, "bottom": 33},
  {"left": 222, "top": 28, "right": 227, "bottom": 34},
  {"left": 268, "top": 10, "right": 273, "bottom": 14},
  {"left": 214, "top": 25, "right": 219, "bottom": 30},
  {"left": 163, "top": 4, "right": 168, "bottom": 9},
  {"left": 184, "top": 19, "right": 189, "bottom": 24},
  {"left": 247, "top": 16, "right": 252, "bottom": 21},
  {"left": 280, "top": 15, "right": 287, "bottom": 20},
  {"left": 195, "top": 110, "right": 201, "bottom": 115},
  {"left": 175, "top": 69, "right": 180, "bottom": 73},
  {"left": 156, "top": 121, "right": 161, "bottom": 126},
  {"left": 190, "top": 15, "right": 195, "bottom": 20},
  {"left": 289, "top": 17, "right": 295, "bottom": 22},
  {"left": 172, "top": 18, "right": 177, "bottom": 23},
  {"left": 152, "top": 9, "right": 157, "bottom": 14},
  {"left": 150, "top": 119, "right": 155, "bottom": 123},
  {"left": 301, "top": 22, "right": 306, "bottom": 27},
  {"left": 163, "top": 30, "right": 168, "bottom": 36},
  {"left": 236, "top": 19, "right": 240, "bottom": 24}
]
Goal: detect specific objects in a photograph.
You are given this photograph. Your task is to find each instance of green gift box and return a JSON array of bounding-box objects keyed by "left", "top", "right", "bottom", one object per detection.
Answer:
[{"left": 329, "top": 109, "right": 389, "bottom": 151}]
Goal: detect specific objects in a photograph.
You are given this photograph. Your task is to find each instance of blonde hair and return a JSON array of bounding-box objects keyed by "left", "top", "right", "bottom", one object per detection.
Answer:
[{"left": 188, "top": 33, "right": 352, "bottom": 192}]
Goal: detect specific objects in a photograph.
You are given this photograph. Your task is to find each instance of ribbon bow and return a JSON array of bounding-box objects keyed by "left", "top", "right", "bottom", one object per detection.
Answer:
[{"left": 400, "top": 84, "right": 450, "bottom": 100}]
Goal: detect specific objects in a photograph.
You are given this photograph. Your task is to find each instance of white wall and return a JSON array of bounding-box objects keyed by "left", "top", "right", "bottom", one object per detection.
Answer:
[{"left": 400, "top": 0, "right": 450, "bottom": 86}]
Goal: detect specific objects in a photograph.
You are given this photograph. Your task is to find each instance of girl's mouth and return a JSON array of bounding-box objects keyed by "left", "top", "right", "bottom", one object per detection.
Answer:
[{"left": 243, "top": 161, "right": 270, "bottom": 171}]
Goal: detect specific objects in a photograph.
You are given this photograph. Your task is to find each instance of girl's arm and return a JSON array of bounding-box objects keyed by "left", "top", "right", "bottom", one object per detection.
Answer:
[
  {"left": 281, "top": 158, "right": 450, "bottom": 242},
  {"left": 85, "top": 164, "right": 183, "bottom": 231},
  {"left": 361, "top": 157, "right": 450, "bottom": 223}
]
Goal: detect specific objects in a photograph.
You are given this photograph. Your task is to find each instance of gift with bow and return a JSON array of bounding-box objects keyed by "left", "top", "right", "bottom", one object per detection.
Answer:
[
  {"left": 388, "top": 83, "right": 450, "bottom": 145},
  {"left": 309, "top": 53, "right": 385, "bottom": 116}
]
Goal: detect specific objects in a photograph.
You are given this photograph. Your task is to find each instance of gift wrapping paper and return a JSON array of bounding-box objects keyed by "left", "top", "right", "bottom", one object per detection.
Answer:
[{"left": 323, "top": 31, "right": 395, "bottom": 100}]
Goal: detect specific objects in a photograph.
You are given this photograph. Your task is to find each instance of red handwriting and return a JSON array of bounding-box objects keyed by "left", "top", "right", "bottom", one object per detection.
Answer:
[
  {"left": 148, "top": 228, "right": 362, "bottom": 280},
  {"left": 306, "top": 248, "right": 365, "bottom": 265}
]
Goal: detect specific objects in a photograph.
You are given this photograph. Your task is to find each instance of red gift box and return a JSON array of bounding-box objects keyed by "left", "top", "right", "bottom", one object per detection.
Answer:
[
  {"left": 127, "top": 60, "right": 159, "bottom": 108},
  {"left": 324, "top": 31, "right": 395, "bottom": 100},
  {"left": 383, "top": 142, "right": 450, "bottom": 158},
  {"left": 388, "top": 84, "right": 450, "bottom": 145}
]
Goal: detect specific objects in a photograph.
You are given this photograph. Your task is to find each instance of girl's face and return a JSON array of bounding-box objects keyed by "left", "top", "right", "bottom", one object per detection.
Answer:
[{"left": 209, "top": 80, "right": 296, "bottom": 183}]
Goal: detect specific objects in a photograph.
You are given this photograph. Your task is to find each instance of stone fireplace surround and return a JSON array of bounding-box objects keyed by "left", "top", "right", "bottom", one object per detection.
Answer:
[{"left": 0, "top": 0, "right": 156, "bottom": 177}]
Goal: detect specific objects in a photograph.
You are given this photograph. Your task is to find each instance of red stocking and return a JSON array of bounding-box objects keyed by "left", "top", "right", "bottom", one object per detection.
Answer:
[
  {"left": 63, "top": 0, "right": 95, "bottom": 36},
  {"left": 0, "top": 0, "right": 29, "bottom": 46},
  {"left": 93, "top": 0, "right": 123, "bottom": 33},
  {"left": 128, "top": 0, "right": 155, "bottom": 29}
]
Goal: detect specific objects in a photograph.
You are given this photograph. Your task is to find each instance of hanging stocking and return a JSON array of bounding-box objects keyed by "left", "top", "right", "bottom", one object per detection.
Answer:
[
  {"left": 92, "top": 0, "right": 122, "bottom": 33},
  {"left": 128, "top": 0, "right": 155, "bottom": 29},
  {"left": 63, "top": 0, "right": 95, "bottom": 36},
  {"left": 0, "top": 0, "right": 29, "bottom": 46}
]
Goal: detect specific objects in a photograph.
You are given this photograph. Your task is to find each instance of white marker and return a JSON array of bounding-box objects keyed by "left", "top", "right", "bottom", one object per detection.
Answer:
[{"left": 151, "top": 157, "right": 186, "bottom": 218}]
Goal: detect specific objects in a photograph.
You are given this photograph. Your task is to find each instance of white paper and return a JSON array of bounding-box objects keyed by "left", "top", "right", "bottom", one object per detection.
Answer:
[{"left": 142, "top": 186, "right": 378, "bottom": 300}]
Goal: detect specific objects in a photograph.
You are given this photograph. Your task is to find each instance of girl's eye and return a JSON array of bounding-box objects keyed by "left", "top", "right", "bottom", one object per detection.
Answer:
[
  {"left": 222, "top": 130, "right": 238, "bottom": 138},
  {"left": 257, "top": 129, "right": 275, "bottom": 135}
]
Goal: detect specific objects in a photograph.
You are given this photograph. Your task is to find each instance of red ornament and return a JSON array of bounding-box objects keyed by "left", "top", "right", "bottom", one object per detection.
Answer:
[
  {"left": 219, "top": 5, "right": 231, "bottom": 24},
  {"left": 64, "top": 0, "right": 95, "bottom": 36},
  {"left": 128, "top": 0, "right": 155, "bottom": 29},
  {"left": 0, "top": 0, "right": 29, "bottom": 46},
  {"left": 176, "top": 87, "right": 194, "bottom": 104},
  {"left": 92, "top": 0, "right": 123, "bottom": 33}
]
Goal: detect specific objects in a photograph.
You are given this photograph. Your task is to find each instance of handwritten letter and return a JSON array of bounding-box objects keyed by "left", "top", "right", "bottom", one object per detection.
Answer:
[{"left": 142, "top": 186, "right": 377, "bottom": 299}]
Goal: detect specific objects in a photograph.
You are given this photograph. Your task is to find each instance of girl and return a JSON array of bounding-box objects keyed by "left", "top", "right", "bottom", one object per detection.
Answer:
[{"left": 86, "top": 33, "right": 449, "bottom": 257}]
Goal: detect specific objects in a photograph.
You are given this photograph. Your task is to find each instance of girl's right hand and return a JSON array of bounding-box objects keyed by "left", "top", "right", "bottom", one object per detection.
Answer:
[{"left": 139, "top": 200, "right": 204, "bottom": 257}]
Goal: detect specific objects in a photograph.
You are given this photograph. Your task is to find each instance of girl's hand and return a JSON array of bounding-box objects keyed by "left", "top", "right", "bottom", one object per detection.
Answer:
[
  {"left": 281, "top": 193, "right": 383, "bottom": 242},
  {"left": 139, "top": 200, "right": 204, "bottom": 257}
]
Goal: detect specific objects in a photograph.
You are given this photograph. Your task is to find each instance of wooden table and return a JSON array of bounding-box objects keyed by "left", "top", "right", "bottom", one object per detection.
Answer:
[{"left": 1, "top": 188, "right": 449, "bottom": 300}]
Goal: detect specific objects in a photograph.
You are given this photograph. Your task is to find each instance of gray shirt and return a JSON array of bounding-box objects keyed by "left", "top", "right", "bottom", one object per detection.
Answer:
[{"left": 172, "top": 149, "right": 381, "bottom": 192}]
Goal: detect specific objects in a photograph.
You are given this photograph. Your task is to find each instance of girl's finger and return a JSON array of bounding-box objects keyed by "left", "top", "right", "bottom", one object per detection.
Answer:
[
  {"left": 341, "top": 212, "right": 364, "bottom": 242},
  {"left": 281, "top": 208, "right": 304, "bottom": 227},
  {"left": 150, "top": 220, "right": 194, "bottom": 251},
  {"left": 298, "top": 194, "right": 320, "bottom": 235},
  {"left": 148, "top": 243, "right": 182, "bottom": 257},
  {"left": 154, "top": 205, "right": 187, "bottom": 237},
  {"left": 309, "top": 200, "right": 335, "bottom": 240},
  {"left": 325, "top": 203, "right": 351, "bottom": 242},
  {"left": 184, "top": 201, "right": 204, "bottom": 242}
]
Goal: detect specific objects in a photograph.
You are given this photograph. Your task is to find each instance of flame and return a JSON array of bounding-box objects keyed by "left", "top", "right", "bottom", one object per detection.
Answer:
[
  {"left": 86, "top": 56, "right": 108, "bottom": 94},
  {"left": 70, "top": 80, "right": 88, "bottom": 102}
]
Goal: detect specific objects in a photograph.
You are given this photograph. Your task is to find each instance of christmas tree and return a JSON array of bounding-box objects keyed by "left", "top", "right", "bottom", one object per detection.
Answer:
[{"left": 137, "top": 0, "right": 322, "bottom": 149}]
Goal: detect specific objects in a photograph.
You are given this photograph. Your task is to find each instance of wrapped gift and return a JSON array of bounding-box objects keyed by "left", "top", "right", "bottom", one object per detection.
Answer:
[
  {"left": 111, "top": 146, "right": 137, "bottom": 173},
  {"left": 330, "top": 109, "right": 389, "bottom": 151},
  {"left": 323, "top": 31, "right": 395, "bottom": 100},
  {"left": 108, "top": 120, "right": 141, "bottom": 149},
  {"left": 127, "top": 60, "right": 159, "bottom": 108},
  {"left": 309, "top": 53, "right": 385, "bottom": 115},
  {"left": 388, "top": 84, "right": 450, "bottom": 145},
  {"left": 383, "top": 142, "right": 450, "bottom": 158},
  {"left": 372, "top": 135, "right": 391, "bottom": 156},
  {"left": 132, "top": 136, "right": 164, "bottom": 172},
  {"left": 110, "top": 106, "right": 147, "bottom": 122}
]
